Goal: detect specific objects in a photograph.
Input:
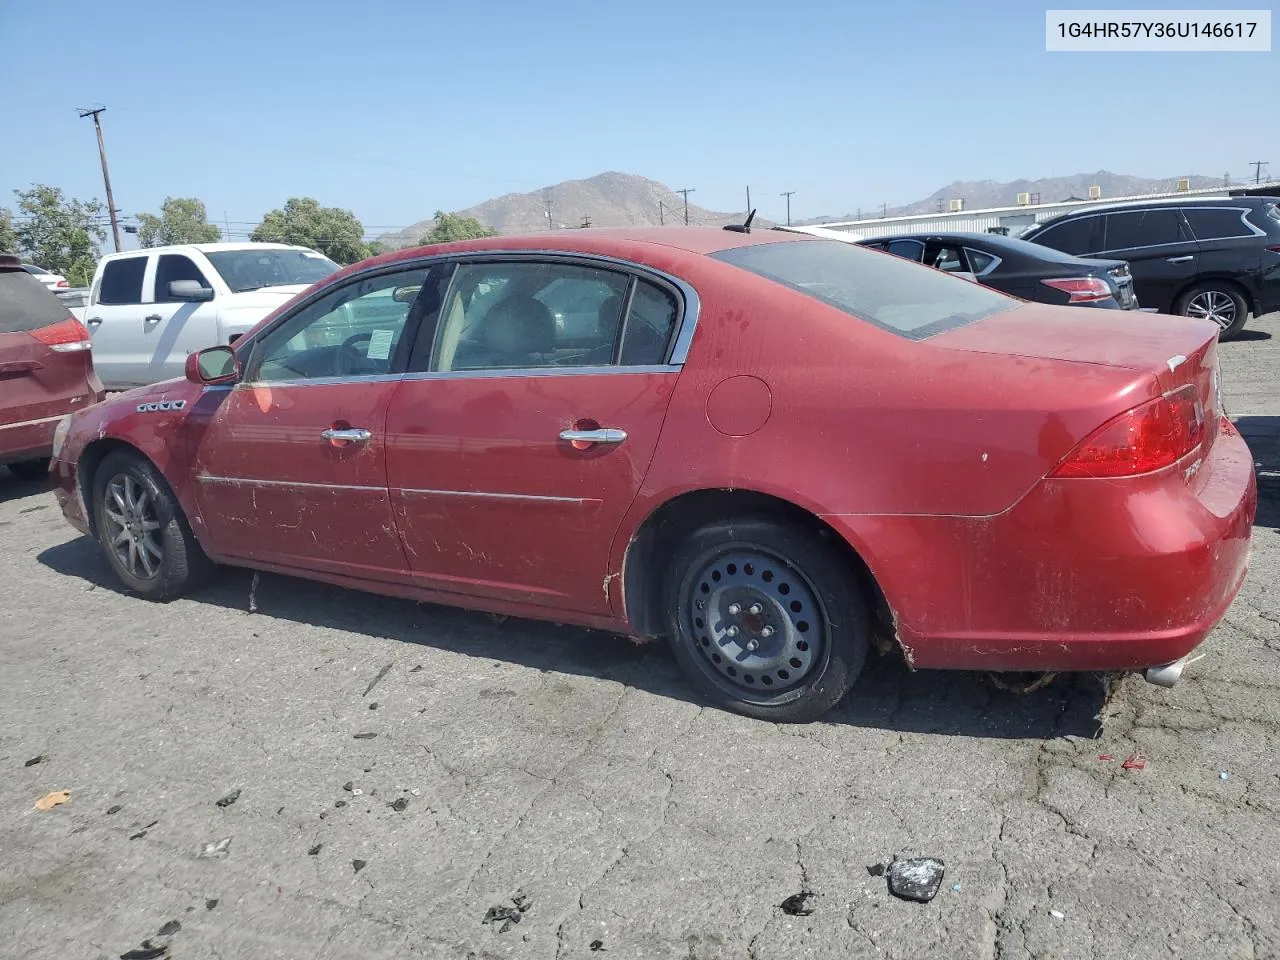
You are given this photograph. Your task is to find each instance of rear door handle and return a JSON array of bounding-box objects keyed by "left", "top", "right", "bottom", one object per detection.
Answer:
[
  {"left": 321, "top": 427, "right": 372, "bottom": 443},
  {"left": 144, "top": 314, "right": 162, "bottom": 324},
  {"left": 560, "top": 428, "right": 627, "bottom": 444},
  {"left": 1165, "top": 255, "right": 1194, "bottom": 264},
  {"left": 86, "top": 318, "right": 102, "bottom": 329}
]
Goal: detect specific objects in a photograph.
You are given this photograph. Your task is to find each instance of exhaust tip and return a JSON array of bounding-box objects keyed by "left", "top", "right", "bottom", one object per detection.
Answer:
[{"left": 1144, "top": 656, "right": 1189, "bottom": 688}]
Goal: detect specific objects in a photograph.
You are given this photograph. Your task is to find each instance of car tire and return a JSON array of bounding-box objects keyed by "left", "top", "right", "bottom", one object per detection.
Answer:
[
  {"left": 6, "top": 458, "right": 50, "bottom": 481},
  {"left": 91, "top": 449, "right": 216, "bottom": 601},
  {"left": 662, "top": 516, "right": 870, "bottom": 722},
  {"left": 1175, "top": 282, "right": 1249, "bottom": 339}
]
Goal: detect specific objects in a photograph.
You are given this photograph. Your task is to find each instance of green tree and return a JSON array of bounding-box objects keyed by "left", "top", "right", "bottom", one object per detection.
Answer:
[
  {"left": 251, "top": 197, "right": 371, "bottom": 264},
  {"left": 421, "top": 210, "right": 498, "bottom": 244},
  {"left": 12, "top": 185, "right": 106, "bottom": 286},
  {"left": 136, "top": 197, "right": 222, "bottom": 247},
  {"left": 0, "top": 208, "right": 16, "bottom": 254}
]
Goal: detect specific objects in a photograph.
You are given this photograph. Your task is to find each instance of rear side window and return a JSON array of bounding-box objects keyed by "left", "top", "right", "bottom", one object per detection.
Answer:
[
  {"left": 98, "top": 257, "right": 147, "bottom": 305},
  {"left": 1103, "top": 209, "right": 1183, "bottom": 250},
  {"left": 156, "top": 254, "right": 212, "bottom": 302},
  {"left": 965, "top": 248, "right": 998, "bottom": 274},
  {"left": 711, "top": 239, "right": 1015, "bottom": 340},
  {"left": 620, "top": 280, "right": 678, "bottom": 364},
  {"left": 1183, "top": 207, "right": 1255, "bottom": 240},
  {"left": 1029, "top": 216, "right": 1101, "bottom": 255},
  {"left": 0, "top": 268, "right": 71, "bottom": 333}
]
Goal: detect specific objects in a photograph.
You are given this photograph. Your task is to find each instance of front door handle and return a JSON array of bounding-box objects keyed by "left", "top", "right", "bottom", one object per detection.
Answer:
[
  {"left": 321, "top": 427, "right": 372, "bottom": 443},
  {"left": 560, "top": 428, "right": 627, "bottom": 445},
  {"left": 1165, "top": 255, "right": 1194, "bottom": 264},
  {"left": 144, "top": 314, "right": 163, "bottom": 324}
]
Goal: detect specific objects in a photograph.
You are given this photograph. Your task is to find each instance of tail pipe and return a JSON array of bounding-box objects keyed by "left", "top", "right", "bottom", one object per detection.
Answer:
[{"left": 1144, "top": 653, "right": 1193, "bottom": 688}]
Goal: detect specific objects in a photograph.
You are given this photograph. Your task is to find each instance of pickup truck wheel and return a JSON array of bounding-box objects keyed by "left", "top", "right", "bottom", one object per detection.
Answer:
[{"left": 91, "top": 450, "right": 216, "bottom": 600}]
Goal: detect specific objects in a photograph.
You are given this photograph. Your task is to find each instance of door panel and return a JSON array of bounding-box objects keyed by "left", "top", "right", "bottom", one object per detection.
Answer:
[
  {"left": 385, "top": 370, "right": 678, "bottom": 613},
  {"left": 193, "top": 380, "right": 410, "bottom": 580},
  {"left": 85, "top": 254, "right": 151, "bottom": 387},
  {"left": 141, "top": 254, "right": 222, "bottom": 382},
  {"left": 1099, "top": 209, "right": 1198, "bottom": 312}
]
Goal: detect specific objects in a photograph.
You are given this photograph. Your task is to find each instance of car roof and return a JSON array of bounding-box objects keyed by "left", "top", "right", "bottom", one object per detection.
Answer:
[
  {"left": 1030, "top": 194, "right": 1271, "bottom": 227},
  {"left": 859, "top": 230, "right": 1115, "bottom": 265},
  {"left": 98, "top": 241, "right": 320, "bottom": 261}
]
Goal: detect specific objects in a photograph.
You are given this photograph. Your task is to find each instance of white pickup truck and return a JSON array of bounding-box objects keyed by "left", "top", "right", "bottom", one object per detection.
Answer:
[{"left": 79, "top": 242, "right": 340, "bottom": 388}]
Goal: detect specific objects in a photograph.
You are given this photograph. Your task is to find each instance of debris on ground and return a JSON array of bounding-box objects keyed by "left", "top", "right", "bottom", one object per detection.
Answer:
[
  {"left": 215, "top": 789, "right": 241, "bottom": 808},
  {"left": 335, "top": 800, "right": 348, "bottom": 808},
  {"left": 205, "top": 900, "right": 218, "bottom": 911},
  {"left": 867, "top": 863, "right": 887, "bottom": 877},
  {"left": 363, "top": 662, "right": 393, "bottom": 697},
  {"left": 780, "top": 891, "right": 817, "bottom": 916},
  {"left": 410, "top": 665, "right": 423, "bottom": 673},
  {"left": 118, "top": 944, "right": 168, "bottom": 960},
  {"left": 352, "top": 859, "right": 367, "bottom": 874},
  {"left": 157, "top": 920, "right": 181, "bottom": 937},
  {"left": 886, "top": 857, "right": 946, "bottom": 903},
  {"left": 989, "top": 672, "right": 1058, "bottom": 694},
  {"left": 107, "top": 804, "right": 122, "bottom": 815},
  {"left": 130, "top": 820, "right": 158, "bottom": 840},
  {"left": 389, "top": 797, "right": 409, "bottom": 812},
  {"left": 199, "top": 837, "right": 232, "bottom": 859},
  {"left": 24, "top": 755, "right": 46, "bottom": 767},
  {"left": 353, "top": 732, "right": 377, "bottom": 740},
  {"left": 308, "top": 844, "right": 322, "bottom": 856},
  {"left": 352, "top": 789, "right": 364, "bottom": 797},
  {"left": 343, "top": 781, "right": 354, "bottom": 792},
  {"left": 1050, "top": 909, "right": 1065, "bottom": 919},
  {"left": 34, "top": 790, "right": 71, "bottom": 811},
  {"left": 1097, "top": 754, "right": 1114, "bottom": 761},
  {"left": 410, "top": 788, "right": 421, "bottom": 797},
  {"left": 369, "top": 702, "right": 378, "bottom": 710},
  {"left": 1220, "top": 771, "right": 1230, "bottom": 781},
  {"left": 483, "top": 889, "right": 532, "bottom": 933},
  {"left": 1122, "top": 753, "right": 1146, "bottom": 771},
  {"left": 951, "top": 882, "right": 962, "bottom": 892},
  {"left": 590, "top": 939, "right": 605, "bottom": 951},
  {"left": 248, "top": 572, "right": 260, "bottom": 613}
]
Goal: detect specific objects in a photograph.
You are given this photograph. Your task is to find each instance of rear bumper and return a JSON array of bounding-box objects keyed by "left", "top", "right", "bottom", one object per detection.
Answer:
[{"left": 828, "top": 420, "right": 1257, "bottom": 672}]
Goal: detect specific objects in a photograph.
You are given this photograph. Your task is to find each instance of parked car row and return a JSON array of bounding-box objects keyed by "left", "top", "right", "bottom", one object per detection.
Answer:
[
  {"left": 37, "top": 226, "right": 1257, "bottom": 722},
  {"left": 840, "top": 195, "right": 1280, "bottom": 339}
]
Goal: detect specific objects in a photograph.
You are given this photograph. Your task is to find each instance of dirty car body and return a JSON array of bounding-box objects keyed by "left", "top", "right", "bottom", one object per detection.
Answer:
[{"left": 50, "top": 229, "right": 1257, "bottom": 721}]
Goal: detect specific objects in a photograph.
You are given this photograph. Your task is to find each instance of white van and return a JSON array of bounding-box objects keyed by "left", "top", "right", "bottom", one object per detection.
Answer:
[{"left": 83, "top": 242, "right": 341, "bottom": 388}]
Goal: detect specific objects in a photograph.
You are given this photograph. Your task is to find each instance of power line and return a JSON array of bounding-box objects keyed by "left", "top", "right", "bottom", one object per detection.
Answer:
[
  {"left": 779, "top": 191, "right": 796, "bottom": 226},
  {"left": 676, "top": 188, "right": 695, "bottom": 225},
  {"left": 1251, "top": 160, "right": 1269, "bottom": 184},
  {"left": 77, "top": 106, "right": 122, "bottom": 253}
]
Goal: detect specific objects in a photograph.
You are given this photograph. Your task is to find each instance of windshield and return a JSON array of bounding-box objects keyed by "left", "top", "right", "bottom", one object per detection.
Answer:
[
  {"left": 712, "top": 238, "right": 1016, "bottom": 340},
  {"left": 205, "top": 248, "right": 340, "bottom": 293}
]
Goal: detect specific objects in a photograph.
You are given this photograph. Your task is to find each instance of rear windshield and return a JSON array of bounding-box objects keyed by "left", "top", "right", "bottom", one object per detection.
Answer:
[
  {"left": 711, "top": 239, "right": 1015, "bottom": 339},
  {"left": 0, "top": 268, "right": 71, "bottom": 333}
]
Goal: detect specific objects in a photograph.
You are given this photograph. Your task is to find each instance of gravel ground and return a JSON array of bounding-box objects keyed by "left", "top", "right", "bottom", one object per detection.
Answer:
[{"left": 1, "top": 314, "right": 1278, "bottom": 960}]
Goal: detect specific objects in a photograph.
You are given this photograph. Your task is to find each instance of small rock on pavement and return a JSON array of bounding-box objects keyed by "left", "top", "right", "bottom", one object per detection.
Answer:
[
  {"left": 1050, "top": 909, "right": 1066, "bottom": 919},
  {"left": 352, "top": 859, "right": 368, "bottom": 874},
  {"left": 198, "top": 838, "right": 232, "bottom": 859},
  {"left": 157, "top": 920, "right": 181, "bottom": 936},
  {"left": 590, "top": 939, "right": 605, "bottom": 952},
  {"left": 205, "top": 900, "right": 218, "bottom": 911},
  {"left": 308, "top": 844, "right": 322, "bottom": 856},
  {"left": 118, "top": 945, "right": 168, "bottom": 960},
  {"left": 353, "top": 732, "right": 377, "bottom": 740},
  {"left": 215, "top": 789, "right": 241, "bottom": 808},
  {"left": 389, "top": 797, "right": 409, "bottom": 812},
  {"left": 887, "top": 857, "right": 946, "bottom": 903},
  {"left": 24, "top": 755, "right": 46, "bottom": 767},
  {"left": 780, "top": 891, "right": 817, "bottom": 916},
  {"left": 107, "top": 805, "right": 122, "bottom": 815}
]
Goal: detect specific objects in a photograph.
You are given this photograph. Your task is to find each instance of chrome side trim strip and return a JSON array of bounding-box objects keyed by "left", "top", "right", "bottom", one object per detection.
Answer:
[
  {"left": 0, "top": 413, "right": 69, "bottom": 431},
  {"left": 197, "top": 474, "right": 384, "bottom": 493},
  {"left": 400, "top": 365, "right": 675, "bottom": 382},
  {"left": 397, "top": 487, "right": 595, "bottom": 504}
]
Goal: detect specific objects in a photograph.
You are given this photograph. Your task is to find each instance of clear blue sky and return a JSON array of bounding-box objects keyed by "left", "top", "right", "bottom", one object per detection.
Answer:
[{"left": 2, "top": 0, "right": 1275, "bottom": 238}]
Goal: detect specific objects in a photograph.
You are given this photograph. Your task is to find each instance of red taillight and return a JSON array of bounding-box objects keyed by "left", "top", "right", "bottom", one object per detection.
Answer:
[
  {"left": 1050, "top": 386, "right": 1204, "bottom": 479},
  {"left": 29, "top": 317, "right": 92, "bottom": 353},
  {"left": 1040, "top": 276, "right": 1114, "bottom": 303},
  {"left": 54, "top": 279, "right": 69, "bottom": 288}
]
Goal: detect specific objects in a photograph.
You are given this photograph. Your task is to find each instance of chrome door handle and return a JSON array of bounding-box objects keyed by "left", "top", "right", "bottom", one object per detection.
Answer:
[
  {"left": 144, "top": 314, "right": 162, "bottom": 324},
  {"left": 86, "top": 318, "right": 102, "bottom": 328},
  {"left": 321, "top": 428, "right": 372, "bottom": 443},
  {"left": 560, "top": 428, "right": 627, "bottom": 444},
  {"left": 1165, "top": 255, "right": 1194, "bottom": 263}
]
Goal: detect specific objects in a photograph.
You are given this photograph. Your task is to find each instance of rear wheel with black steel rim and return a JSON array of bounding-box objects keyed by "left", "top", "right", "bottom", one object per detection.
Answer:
[
  {"left": 1176, "top": 282, "right": 1248, "bottom": 339},
  {"left": 664, "top": 516, "right": 870, "bottom": 722},
  {"left": 92, "top": 449, "right": 215, "bottom": 600}
]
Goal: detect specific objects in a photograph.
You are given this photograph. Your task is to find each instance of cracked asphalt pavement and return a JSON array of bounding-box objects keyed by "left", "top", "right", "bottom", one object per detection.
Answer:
[{"left": 2, "top": 315, "right": 1278, "bottom": 960}]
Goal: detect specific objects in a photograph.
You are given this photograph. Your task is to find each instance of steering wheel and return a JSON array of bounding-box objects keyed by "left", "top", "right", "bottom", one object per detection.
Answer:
[{"left": 336, "top": 332, "right": 377, "bottom": 377}]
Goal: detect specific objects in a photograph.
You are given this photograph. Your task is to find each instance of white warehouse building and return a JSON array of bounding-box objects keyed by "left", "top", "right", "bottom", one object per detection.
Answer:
[{"left": 797, "top": 180, "right": 1280, "bottom": 242}]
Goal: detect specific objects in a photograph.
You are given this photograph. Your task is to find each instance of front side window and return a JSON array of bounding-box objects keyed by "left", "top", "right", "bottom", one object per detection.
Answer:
[
  {"left": 711, "top": 239, "right": 1015, "bottom": 340},
  {"left": 1103, "top": 209, "right": 1183, "bottom": 250},
  {"left": 205, "top": 248, "right": 340, "bottom": 293},
  {"left": 1029, "top": 216, "right": 1101, "bottom": 255},
  {"left": 98, "top": 257, "right": 147, "bottom": 305},
  {"left": 884, "top": 239, "right": 925, "bottom": 262},
  {"left": 432, "top": 262, "right": 631, "bottom": 372},
  {"left": 1183, "top": 207, "right": 1255, "bottom": 241},
  {"left": 155, "top": 254, "right": 212, "bottom": 302},
  {"left": 247, "top": 268, "right": 428, "bottom": 382}
]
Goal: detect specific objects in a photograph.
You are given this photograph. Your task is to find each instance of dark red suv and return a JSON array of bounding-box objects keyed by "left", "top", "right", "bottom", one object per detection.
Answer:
[{"left": 1, "top": 253, "right": 104, "bottom": 479}]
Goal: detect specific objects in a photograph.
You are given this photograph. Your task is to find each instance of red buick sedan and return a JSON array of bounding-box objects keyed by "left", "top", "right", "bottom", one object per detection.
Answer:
[{"left": 50, "top": 228, "right": 1256, "bottom": 721}]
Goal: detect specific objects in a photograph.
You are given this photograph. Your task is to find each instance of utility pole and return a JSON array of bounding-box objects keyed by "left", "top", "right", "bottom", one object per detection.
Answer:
[
  {"left": 746, "top": 185, "right": 751, "bottom": 214},
  {"left": 676, "top": 188, "right": 695, "bottom": 225},
  {"left": 659, "top": 201, "right": 665, "bottom": 225},
  {"left": 780, "top": 190, "right": 796, "bottom": 226},
  {"left": 881, "top": 202, "right": 887, "bottom": 218},
  {"left": 544, "top": 193, "right": 554, "bottom": 230},
  {"left": 580, "top": 215, "right": 592, "bottom": 229},
  {"left": 1250, "top": 160, "right": 1269, "bottom": 184},
  {"left": 78, "top": 106, "right": 121, "bottom": 252}
]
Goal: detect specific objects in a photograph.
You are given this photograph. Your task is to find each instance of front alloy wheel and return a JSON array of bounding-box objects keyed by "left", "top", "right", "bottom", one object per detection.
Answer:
[{"left": 102, "top": 472, "right": 164, "bottom": 580}]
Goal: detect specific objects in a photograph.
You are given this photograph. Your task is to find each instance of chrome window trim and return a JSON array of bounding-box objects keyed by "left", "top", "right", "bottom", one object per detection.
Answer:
[
  {"left": 962, "top": 248, "right": 1002, "bottom": 279},
  {"left": 401, "top": 364, "right": 676, "bottom": 383},
  {"left": 236, "top": 373, "right": 404, "bottom": 389},
  {"left": 232, "top": 249, "right": 702, "bottom": 372}
]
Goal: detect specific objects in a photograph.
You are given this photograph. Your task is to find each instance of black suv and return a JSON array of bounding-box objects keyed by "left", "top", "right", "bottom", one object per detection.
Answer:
[{"left": 1021, "top": 196, "right": 1280, "bottom": 337}]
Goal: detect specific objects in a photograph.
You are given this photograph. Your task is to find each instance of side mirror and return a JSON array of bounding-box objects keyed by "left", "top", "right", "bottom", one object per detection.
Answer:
[
  {"left": 186, "top": 345, "right": 239, "bottom": 384},
  {"left": 169, "top": 280, "right": 214, "bottom": 302}
]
